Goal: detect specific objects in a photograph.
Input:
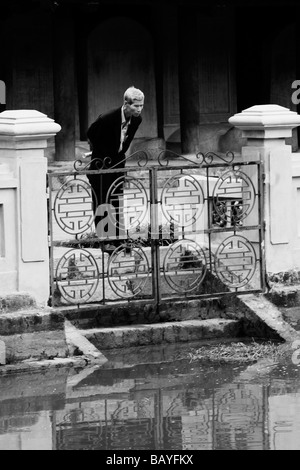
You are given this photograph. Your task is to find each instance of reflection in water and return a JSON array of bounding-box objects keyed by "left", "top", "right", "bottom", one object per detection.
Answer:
[
  {"left": 0, "top": 345, "right": 300, "bottom": 450},
  {"left": 54, "top": 382, "right": 266, "bottom": 450}
]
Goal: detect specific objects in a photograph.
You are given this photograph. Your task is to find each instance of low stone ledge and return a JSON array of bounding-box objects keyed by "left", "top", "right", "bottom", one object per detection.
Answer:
[
  {"left": 0, "top": 308, "right": 68, "bottom": 365},
  {"left": 0, "top": 309, "right": 65, "bottom": 335},
  {"left": 82, "top": 319, "right": 242, "bottom": 350},
  {"left": 0, "top": 293, "right": 36, "bottom": 313},
  {"left": 58, "top": 302, "right": 159, "bottom": 328},
  {"left": 265, "top": 285, "right": 300, "bottom": 308},
  {"left": 56, "top": 298, "right": 225, "bottom": 329},
  {"left": 0, "top": 329, "right": 69, "bottom": 364}
]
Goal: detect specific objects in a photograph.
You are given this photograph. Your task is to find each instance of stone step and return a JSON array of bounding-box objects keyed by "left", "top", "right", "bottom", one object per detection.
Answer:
[
  {"left": 0, "top": 308, "right": 67, "bottom": 365},
  {"left": 265, "top": 284, "right": 300, "bottom": 308},
  {"left": 57, "top": 297, "right": 232, "bottom": 330},
  {"left": 80, "top": 318, "right": 242, "bottom": 350},
  {"left": 0, "top": 328, "right": 69, "bottom": 365}
]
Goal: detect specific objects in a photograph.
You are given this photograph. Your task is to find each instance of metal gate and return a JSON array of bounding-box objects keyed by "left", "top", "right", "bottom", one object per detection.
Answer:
[{"left": 48, "top": 150, "right": 265, "bottom": 308}]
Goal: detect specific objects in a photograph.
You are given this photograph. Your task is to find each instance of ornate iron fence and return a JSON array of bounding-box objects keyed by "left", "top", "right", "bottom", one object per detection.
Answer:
[{"left": 48, "top": 149, "right": 265, "bottom": 308}]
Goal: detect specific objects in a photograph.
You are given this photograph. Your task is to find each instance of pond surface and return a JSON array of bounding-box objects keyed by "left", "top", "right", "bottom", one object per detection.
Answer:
[{"left": 0, "top": 339, "right": 300, "bottom": 450}]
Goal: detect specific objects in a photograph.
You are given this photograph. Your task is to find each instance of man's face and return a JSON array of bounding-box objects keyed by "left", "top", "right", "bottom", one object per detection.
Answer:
[{"left": 124, "top": 98, "right": 144, "bottom": 118}]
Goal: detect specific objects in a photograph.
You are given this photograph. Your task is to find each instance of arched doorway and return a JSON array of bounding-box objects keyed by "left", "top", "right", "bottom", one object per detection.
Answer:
[{"left": 87, "top": 17, "right": 157, "bottom": 140}]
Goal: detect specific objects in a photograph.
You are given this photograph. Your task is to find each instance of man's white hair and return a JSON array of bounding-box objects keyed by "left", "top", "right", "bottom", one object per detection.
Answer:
[{"left": 124, "top": 86, "right": 144, "bottom": 103}]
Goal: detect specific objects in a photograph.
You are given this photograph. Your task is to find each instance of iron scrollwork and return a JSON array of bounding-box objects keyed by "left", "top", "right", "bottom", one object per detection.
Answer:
[
  {"left": 196, "top": 151, "right": 235, "bottom": 165},
  {"left": 120, "top": 150, "right": 149, "bottom": 168},
  {"left": 73, "top": 157, "right": 112, "bottom": 172},
  {"left": 74, "top": 150, "right": 149, "bottom": 173},
  {"left": 158, "top": 149, "right": 204, "bottom": 167}
]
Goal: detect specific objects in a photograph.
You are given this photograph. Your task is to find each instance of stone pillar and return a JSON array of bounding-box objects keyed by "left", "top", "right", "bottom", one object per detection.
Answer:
[
  {"left": 229, "top": 104, "right": 300, "bottom": 274},
  {"left": 0, "top": 110, "right": 61, "bottom": 305}
]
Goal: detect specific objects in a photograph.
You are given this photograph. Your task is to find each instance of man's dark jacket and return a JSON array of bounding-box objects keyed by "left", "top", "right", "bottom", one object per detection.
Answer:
[
  {"left": 86, "top": 106, "right": 142, "bottom": 208},
  {"left": 87, "top": 106, "right": 142, "bottom": 163}
]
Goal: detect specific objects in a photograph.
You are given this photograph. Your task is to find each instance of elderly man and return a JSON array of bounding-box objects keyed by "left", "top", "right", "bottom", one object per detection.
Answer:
[{"left": 86, "top": 86, "right": 144, "bottom": 247}]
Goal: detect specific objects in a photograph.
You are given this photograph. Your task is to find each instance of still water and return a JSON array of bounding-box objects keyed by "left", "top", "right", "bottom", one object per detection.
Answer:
[{"left": 0, "top": 340, "right": 300, "bottom": 450}]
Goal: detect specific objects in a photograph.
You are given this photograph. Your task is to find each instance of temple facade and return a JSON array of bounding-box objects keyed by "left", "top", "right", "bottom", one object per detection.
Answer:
[{"left": 0, "top": 0, "right": 299, "bottom": 160}]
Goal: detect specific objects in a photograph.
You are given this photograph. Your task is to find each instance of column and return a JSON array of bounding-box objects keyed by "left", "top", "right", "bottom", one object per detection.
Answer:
[
  {"left": 0, "top": 109, "right": 61, "bottom": 305},
  {"left": 53, "top": 10, "right": 76, "bottom": 161},
  {"left": 229, "top": 104, "right": 300, "bottom": 274},
  {"left": 178, "top": 6, "right": 200, "bottom": 154}
]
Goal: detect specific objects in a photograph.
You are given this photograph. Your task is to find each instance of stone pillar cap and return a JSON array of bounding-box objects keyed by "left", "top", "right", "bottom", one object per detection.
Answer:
[
  {"left": 229, "top": 104, "right": 300, "bottom": 131},
  {"left": 0, "top": 109, "right": 61, "bottom": 137}
]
